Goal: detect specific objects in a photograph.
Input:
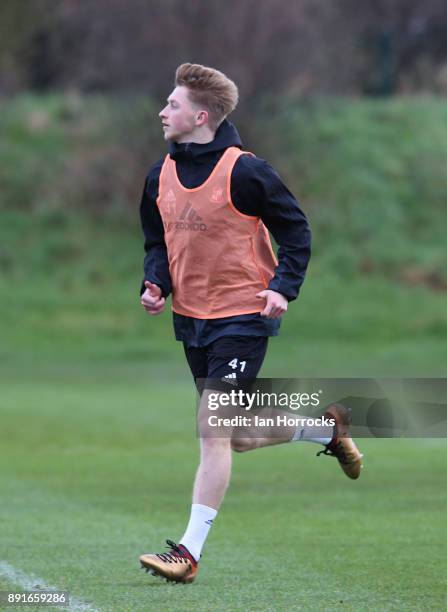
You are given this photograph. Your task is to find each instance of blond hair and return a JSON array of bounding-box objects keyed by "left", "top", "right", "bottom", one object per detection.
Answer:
[{"left": 175, "top": 63, "right": 239, "bottom": 129}]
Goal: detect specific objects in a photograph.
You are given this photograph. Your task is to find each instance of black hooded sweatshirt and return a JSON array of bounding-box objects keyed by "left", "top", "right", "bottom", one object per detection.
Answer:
[{"left": 139, "top": 119, "right": 311, "bottom": 347}]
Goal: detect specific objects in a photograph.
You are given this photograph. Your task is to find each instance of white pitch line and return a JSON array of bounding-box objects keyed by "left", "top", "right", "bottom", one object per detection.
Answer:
[{"left": 0, "top": 561, "right": 98, "bottom": 612}]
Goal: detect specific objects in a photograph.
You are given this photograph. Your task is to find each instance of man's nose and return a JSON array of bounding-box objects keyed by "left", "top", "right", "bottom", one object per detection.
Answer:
[{"left": 159, "top": 107, "right": 167, "bottom": 118}]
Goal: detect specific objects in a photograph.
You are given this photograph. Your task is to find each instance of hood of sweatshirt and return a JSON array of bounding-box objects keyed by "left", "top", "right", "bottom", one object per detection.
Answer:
[{"left": 168, "top": 119, "right": 243, "bottom": 163}]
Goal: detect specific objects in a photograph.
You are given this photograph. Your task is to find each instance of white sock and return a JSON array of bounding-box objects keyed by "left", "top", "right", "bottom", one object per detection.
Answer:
[
  {"left": 291, "top": 420, "right": 333, "bottom": 446},
  {"left": 179, "top": 503, "right": 217, "bottom": 562}
]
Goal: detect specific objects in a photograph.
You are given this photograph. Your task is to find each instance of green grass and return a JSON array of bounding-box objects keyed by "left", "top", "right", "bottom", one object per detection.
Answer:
[
  {"left": 263, "top": 96, "right": 447, "bottom": 279},
  {"left": 2, "top": 93, "right": 447, "bottom": 609},
  {"left": 2, "top": 93, "right": 447, "bottom": 279},
  {"left": 2, "top": 236, "right": 447, "bottom": 376},
  {"left": 1, "top": 369, "right": 446, "bottom": 611}
]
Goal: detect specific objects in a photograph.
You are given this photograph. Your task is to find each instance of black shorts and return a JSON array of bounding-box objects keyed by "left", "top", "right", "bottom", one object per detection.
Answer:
[{"left": 184, "top": 335, "right": 268, "bottom": 395}]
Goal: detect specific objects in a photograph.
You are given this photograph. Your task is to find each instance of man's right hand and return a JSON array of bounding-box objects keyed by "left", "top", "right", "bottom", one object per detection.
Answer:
[{"left": 140, "top": 281, "right": 166, "bottom": 315}]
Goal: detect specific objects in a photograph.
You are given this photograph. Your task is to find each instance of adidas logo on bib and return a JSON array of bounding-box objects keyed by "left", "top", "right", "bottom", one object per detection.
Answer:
[{"left": 175, "top": 202, "right": 207, "bottom": 232}]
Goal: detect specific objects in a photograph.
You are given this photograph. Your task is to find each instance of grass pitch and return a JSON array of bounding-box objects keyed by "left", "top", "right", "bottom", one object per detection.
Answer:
[
  {"left": 1, "top": 365, "right": 446, "bottom": 611},
  {"left": 2, "top": 94, "right": 447, "bottom": 610}
]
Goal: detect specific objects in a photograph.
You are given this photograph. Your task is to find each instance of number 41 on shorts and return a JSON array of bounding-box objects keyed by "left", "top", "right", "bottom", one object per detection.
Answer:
[{"left": 228, "top": 358, "right": 246, "bottom": 372}]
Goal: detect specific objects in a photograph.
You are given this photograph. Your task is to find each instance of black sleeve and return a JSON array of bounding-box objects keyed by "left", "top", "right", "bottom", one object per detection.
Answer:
[
  {"left": 231, "top": 155, "right": 311, "bottom": 301},
  {"left": 139, "top": 159, "right": 172, "bottom": 298}
]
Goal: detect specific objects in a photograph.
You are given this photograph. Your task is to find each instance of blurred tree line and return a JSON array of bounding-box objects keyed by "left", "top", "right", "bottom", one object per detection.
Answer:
[
  {"left": 1, "top": 0, "right": 447, "bottom": 102},
  {"left": 2, "top": 2, "right": 447, "bottom": 289}
]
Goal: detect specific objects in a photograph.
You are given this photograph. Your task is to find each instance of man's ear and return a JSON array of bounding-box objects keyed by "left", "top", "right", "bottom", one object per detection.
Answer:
[{"left": 196, "top": 110, "right": 209, "bottom": 126}]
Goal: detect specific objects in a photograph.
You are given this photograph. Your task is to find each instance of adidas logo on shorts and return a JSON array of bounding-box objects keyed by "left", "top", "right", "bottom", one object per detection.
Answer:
[{"left": 222, "top": 372, "right": 238, "bottom": 385}]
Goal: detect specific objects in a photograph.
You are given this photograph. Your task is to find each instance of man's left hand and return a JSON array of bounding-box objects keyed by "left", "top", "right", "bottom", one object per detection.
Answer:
[{"left": 256, "top": 289, "right": 288, "bottom": 319}]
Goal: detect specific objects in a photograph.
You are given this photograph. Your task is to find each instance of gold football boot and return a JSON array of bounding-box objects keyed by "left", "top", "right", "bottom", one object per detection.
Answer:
[
  {"left": 317, "top": 403, "right": 363, "bottom": 479},
  {"left": 139, "top": 540, "right": 198, "bottom": 583}
]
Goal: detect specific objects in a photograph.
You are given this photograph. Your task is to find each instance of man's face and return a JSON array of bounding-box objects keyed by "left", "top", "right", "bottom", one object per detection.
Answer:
[{"left": 159, "top": 85, "right": 202, "bottom": 143}]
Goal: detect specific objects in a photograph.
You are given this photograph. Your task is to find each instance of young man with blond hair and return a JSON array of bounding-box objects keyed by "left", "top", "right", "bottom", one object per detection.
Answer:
[{"left": 138, "top": 63, "right": 362, "bottom": 583}]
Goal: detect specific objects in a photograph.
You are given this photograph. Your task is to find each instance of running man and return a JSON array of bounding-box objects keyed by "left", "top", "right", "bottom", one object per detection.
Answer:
[{"left": 138, "top": 63, "right": 363, "bottom": 583}]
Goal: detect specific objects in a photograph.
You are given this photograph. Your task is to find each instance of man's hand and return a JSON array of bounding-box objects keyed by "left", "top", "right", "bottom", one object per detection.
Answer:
[
  {"left": 140, "top": 281, "right": 166, "bottom": 315},
  {"left": 256, "top": 289, "right": 288, "bottom": 319}
]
